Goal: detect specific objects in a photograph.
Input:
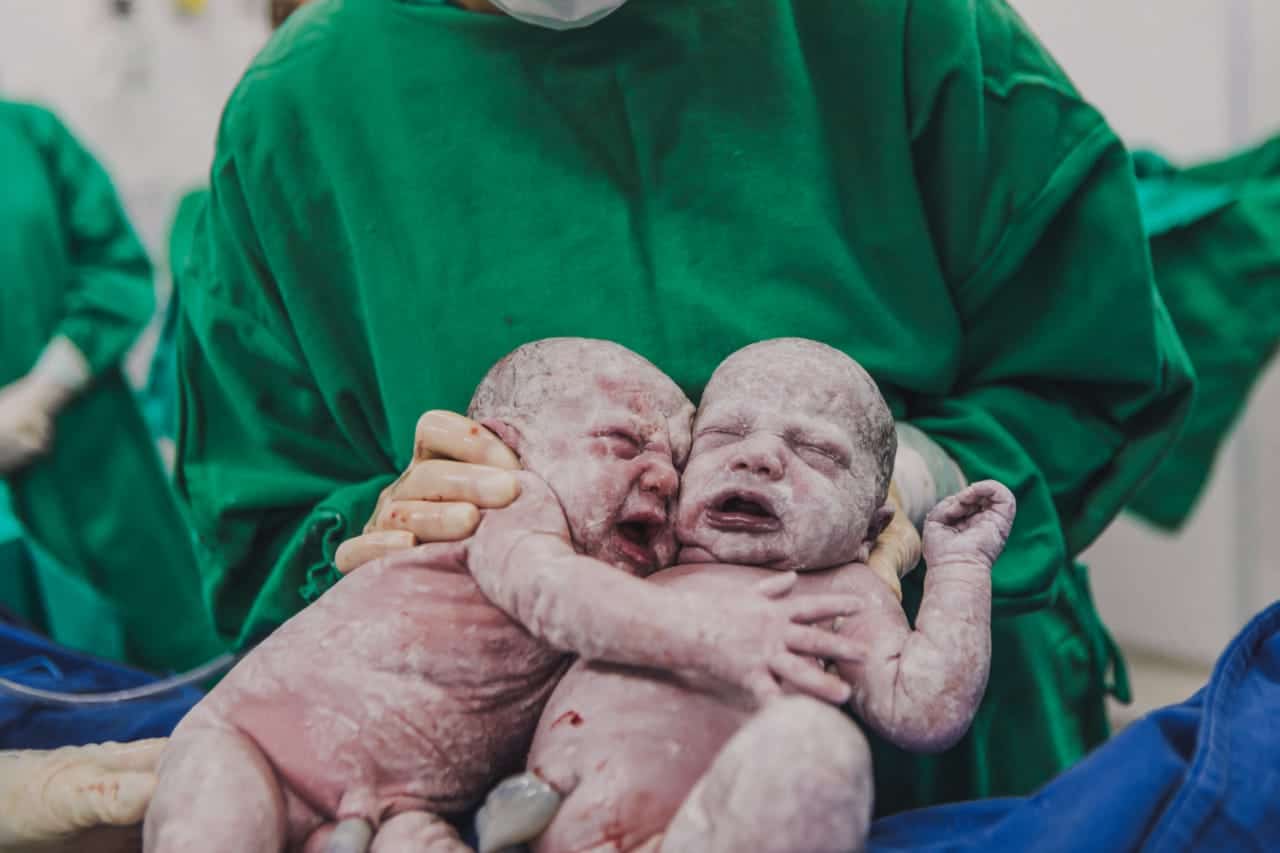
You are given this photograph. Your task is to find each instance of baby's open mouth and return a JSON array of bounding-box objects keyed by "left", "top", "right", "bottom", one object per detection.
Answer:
[
  {"left": 617, "top": 520, "right": 659, "bottom": 547},
  {"left": 705, "top": 490, "right": 783, "bottom": 533},
  {"left": 613, "top": 509, "right": 667, "bottom": 568}
]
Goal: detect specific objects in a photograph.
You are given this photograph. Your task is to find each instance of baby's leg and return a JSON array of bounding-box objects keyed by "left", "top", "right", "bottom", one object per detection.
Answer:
[
  {"left": 143, "top": 727, "right": 286, "bottom": 853},
  {"left": 661, "top": 696, "right": 872, "bottom": 853}
]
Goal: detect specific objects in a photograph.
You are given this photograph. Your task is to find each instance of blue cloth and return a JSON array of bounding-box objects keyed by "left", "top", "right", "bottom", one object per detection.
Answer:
[
  {"left": 869, "top": 600, "right": 1280, "bottom": 852},
  {"left": 4, "top": 600, "right": 1278, "bottom": 853},
  {"left": 0, "top": 621, "right": 203, "bottom": 749}
]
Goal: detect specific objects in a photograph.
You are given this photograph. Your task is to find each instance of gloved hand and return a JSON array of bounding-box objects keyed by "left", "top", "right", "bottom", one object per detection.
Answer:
[
  {"left": 0, "top": 338, "right": 92, "bottom": 477},
  {"left": 0, "top": 739, "right": 165, "bottom": 853},
  {"left": 865, "top": 424, "right": 970, "bottom": 599},
  {"left": 334, "top": 410, "right": 522, "bottom": 573},
  {"left": 864, "top": 482, "right": 919, "bottom": 602},
  {"left": 0, "top": 379, "right": 54, "bottom": 475}
]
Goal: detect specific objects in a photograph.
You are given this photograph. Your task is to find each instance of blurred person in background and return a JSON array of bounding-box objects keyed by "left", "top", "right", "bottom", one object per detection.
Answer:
[{"left": 0, "top": 100, "right": 222, "bottom": 674}]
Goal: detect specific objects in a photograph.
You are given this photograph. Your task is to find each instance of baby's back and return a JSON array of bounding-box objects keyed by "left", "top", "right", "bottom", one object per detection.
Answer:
[
  {"left": 175, "top": 543, "right": 568, "bottom": 822},
  {"left": 528, "top": 564, "right": 848, "bottom": 853}
]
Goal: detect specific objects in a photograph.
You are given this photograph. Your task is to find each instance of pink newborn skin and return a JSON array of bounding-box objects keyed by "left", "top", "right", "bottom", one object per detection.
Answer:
[
  {"left": 513, "top": 339, "right": 1016, "bottom": 853},
  {"left": 144, "top": 339, "right": 865, "bottom": 853}
]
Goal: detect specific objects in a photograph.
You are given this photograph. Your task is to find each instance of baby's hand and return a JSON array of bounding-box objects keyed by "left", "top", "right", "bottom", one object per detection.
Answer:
[
  {"left": 706, "top": 573, "right": 866, "bottom": 709},
  {"left": 470, "top": 472, "right": 574, "bottom": 569},
  {"left": 486, "top": 472, "right": 572, "bottom": 539},
  {"left": 921, "top": 480, "right": 1016, "bottom": 568}
]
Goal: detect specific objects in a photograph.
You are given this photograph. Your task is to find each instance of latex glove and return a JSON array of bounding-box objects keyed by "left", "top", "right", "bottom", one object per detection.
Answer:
[
  {"left": 0, "top": 338, "right": 92, "bottom": 476},
  {"left": 864, "top": 482, "right": 918, "bottom": 602},
  {"left": 865, "top": 424, "right": 970, "bottom": 598},
  {"left": 0, "top": 739, "right": 165, "bottom": 853},
  {"left": 0, "top": 380, "right": 54, "bottom": 475},
  {"left": 334, "top": 411, "right": 522, "bottom": 573}
]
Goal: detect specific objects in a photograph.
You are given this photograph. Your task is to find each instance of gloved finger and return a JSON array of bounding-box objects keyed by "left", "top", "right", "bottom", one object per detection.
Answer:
[
  {"left": 54, "top": 765, "right": 156, "bottom": 828},
  {"left": 783, "top": 625, "right": 866, "bottom": 665},
  {"left": 335, "top": 530, "right": 417, "bottom": 574},
  {"left": 379, "top": 500, "right": 480, "bottom": 542},
  {"left": 754, "top": 571, "right": 798, "bottom": 599},
  {"left": 83, "top": 739, "right": 168, "bottom": 773},
  {"left": 389, "top": 460, "right": 520, "bottom": 508},
  {"left": 414, "top": 411, "right": 521, "bottom": 469},
  {"left": 322, "top": 817, "right": 373, "bottom": 853},
  {"left": 46, "top": 823, "right": 143, "bottom": 853},
  {"left": 301, "top": 823, "right": 337, "bottom": 853},
  {"left": 769, "top": 654, "right": 852, "bottom": 706},
  {"left": 863, "top": 552, "right": 904, "bottom": 601},
  {"left": 12, "top": 432, "right": 48, "bottom": 458},
  {"left": 16, "top": 415, "right": 52, "bottom": 451},
  {"left": 866, "top": 515, "right": 917, "bottom": 598},
  {"left": 876, "top": 482, "right": 921, "bottom": 583},
  {"left": 783, "top": 594, "right": 860, "bottom": 624},
  {"left": 363, "top": 470, "right": 411, "bottom": 535}
]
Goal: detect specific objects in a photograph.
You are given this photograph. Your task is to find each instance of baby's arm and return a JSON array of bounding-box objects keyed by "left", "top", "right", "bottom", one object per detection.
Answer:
[
  {"left": 468, "top": 473, "right": 867, "bottom": 706},
  {"left": 834, "top": 481, "right": 1015, "bottom": 752}
]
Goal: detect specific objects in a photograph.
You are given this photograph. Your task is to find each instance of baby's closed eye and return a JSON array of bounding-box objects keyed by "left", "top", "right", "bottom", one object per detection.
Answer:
[
  {"left": 786, "top": 432, "right": 851, "bottom": 469},
  {"left": 593, "top": 428, "right": 643, "bottom": 459},
  {"left": 691, "top": 427, "right": 743, "bottom": 452}
]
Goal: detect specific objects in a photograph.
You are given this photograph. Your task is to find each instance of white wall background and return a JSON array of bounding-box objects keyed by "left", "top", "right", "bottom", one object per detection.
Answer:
[
  {"left": 0, "top": 0, "right": 270, "bottom": 378},
  {"left": 1, "top": 1, "right": 1277, "bottom": 665},
  {"left": 1011, "top": 0, "right": 1280, "bottom": 666}
]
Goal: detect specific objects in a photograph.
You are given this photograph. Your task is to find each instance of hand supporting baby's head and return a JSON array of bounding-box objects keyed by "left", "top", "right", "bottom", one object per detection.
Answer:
[
  {"left": 468, "top": 338, "right": 695, "bottom": 575},
  {"left": 676, "top": 338, "right": 896, "bottom": 571}
]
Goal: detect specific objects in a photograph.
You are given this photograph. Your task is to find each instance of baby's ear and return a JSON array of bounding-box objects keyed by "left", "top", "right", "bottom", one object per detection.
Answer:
[
  {"left": 854, "top": 503, "right": 896, "bottom": 562},
  {"left": 868, "top": 504, "right": 895, "bottom": 540},
  {"left": 479, "top": 418, "right": 524, "bottom": 460}
]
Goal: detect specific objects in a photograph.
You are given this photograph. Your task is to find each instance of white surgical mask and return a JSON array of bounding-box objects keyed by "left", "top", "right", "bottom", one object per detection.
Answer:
[{"left": 488, "top": 0, "right": 627, "bottom": 30}]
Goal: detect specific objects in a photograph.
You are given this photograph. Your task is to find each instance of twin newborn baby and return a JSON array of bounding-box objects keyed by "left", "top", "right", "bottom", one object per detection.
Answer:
[{"left": 144, "top": 338, "right": 1015, "bottom": 853}]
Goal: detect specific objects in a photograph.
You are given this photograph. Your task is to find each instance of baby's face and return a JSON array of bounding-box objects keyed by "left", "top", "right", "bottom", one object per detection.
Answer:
[
  {"left": 518, "top": 374, "right": 693, "bottom": 575},
  {"left": 675, "top": 350, "right": 885, "bottom": 571}
]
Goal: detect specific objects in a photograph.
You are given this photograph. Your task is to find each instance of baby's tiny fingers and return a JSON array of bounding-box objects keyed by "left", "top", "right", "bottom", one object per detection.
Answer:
[
  {"left": 785, "top": 626, "right": 866, "bottom": 666},
  {"left": 770, "top": 654, "right": 852, "bottom": 706},
  {"left": 785, "top": 594, "right": 862, "bottom": 624}
]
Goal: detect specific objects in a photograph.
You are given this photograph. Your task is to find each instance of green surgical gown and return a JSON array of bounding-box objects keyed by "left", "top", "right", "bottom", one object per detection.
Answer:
[
  {"left": 141, "top": 188, "right": 209, "bottom": 443},
  {"left": 0, "top": 102, "right": 224, "bottom": 672},
  {"left": 1127, "top": 138, "right": 1280, "bottom": 529},
  {"left": 176, "top": 0, "right": 1194, "bottom": 810}
]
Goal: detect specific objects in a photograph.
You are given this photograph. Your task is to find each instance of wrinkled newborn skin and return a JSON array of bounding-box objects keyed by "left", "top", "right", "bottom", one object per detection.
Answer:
[
  {"left": 523, "top": 339, "right": 1016, "bottom": 853},
  {"left": 144, "top": 340, "right": 696, "bottom": 853}
]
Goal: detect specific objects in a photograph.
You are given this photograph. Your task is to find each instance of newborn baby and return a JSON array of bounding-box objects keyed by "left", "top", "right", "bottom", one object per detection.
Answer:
[
  {"left": 144, "top": 339, "right": 864, "bottom": 853},
  {"left": 478, "top": 339, "right": 1016, "bottom": 853}
]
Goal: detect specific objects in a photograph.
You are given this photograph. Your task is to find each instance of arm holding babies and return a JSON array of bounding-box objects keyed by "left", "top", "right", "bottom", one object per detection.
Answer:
[
  {"left": 469, "top": 471, "right": 869, "bottom": 706},
  {"left": 834, "top": 480, "right": 1016, "bottom": 752}
]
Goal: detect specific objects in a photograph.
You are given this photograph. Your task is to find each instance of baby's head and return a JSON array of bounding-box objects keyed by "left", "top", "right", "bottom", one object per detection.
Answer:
[
  {"left": 676, "top": 339, "right": 895, "bottom": 571},
  {"left": 469, "top": 338, "right": 695, "bottom": 575}
]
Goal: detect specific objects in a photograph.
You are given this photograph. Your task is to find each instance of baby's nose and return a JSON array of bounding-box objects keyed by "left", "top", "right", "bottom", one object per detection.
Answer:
[
  {"left": 640, "top": 459, "right": 679, "bottom": 497},
  {"left": 729, "top": 437, "right": 786, "bottom": 480}
]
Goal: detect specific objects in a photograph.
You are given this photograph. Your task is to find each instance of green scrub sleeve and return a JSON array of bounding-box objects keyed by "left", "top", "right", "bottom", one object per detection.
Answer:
[
  {"left": 31, "top": 108, "right": 154, "bottom": 376},
  {"left": 1127, "top": 138, "right": 1280, "bottom": 529},
  {"left": 174, "top": 160, "right": 392, "bottom": 649},
  {"left": 901, "top": 2, "right": 1195, "bottom": 613}
]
